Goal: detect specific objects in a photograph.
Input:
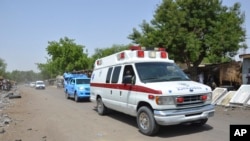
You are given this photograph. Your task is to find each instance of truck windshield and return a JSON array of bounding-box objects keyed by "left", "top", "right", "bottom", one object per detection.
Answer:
[
  {"left": 76, "top": 79, "right": 90, "bottom": 84},
  {"left": 135, "top": 62, "right": 190, "bottom": 83}
]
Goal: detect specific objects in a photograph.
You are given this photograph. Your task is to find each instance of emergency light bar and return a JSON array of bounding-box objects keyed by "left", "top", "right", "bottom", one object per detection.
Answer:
[
  {"left": 130, "top": 46, "right": 145, "bottom": 50},
  {"left": 129, "top": 46, "right": 166, "bottom": 51}
]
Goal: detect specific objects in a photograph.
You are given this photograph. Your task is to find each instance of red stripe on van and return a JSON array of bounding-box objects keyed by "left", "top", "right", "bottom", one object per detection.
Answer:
[{"left": 90, "top": 83, "right": 162, "bottom": 94}]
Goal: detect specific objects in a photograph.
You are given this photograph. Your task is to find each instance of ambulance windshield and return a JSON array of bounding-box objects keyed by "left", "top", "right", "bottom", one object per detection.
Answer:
[{"left": 135, "top": 62, "right": 190, "bottom": 83}]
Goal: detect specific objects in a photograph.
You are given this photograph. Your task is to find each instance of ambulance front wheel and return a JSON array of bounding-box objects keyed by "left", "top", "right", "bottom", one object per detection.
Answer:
[
  {"left": 97, "top": 97, "right": 108, "bottom": 115},
  {"left": 137, "top": 106, "right": 159, "bottom": 136}
]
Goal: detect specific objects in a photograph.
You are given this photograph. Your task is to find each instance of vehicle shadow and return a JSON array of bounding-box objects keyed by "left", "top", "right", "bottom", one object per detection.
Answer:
[
  {"left": 68, "top": 98, "right": 91, "bottom": 103},
  {"left": 92, "top": 108, "right": 213, "bottom": 137},
  {"left": 157, "top": 124, "right": 213, "bottom": 137}
]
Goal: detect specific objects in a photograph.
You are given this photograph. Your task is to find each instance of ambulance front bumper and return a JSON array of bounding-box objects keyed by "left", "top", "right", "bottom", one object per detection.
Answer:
[{"left": 154, "top": 104, "right": 215, "bottom": 126}]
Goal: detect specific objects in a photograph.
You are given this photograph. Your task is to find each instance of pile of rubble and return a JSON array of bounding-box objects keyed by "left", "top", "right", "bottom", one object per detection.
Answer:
[{"left": 0, "top": 87, "right": 21, "bottom": 134}]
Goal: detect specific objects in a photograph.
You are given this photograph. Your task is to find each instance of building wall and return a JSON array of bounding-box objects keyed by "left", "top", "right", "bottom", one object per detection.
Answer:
[{"left": 242, "top": 58, "right": 250, "bottom": 84}]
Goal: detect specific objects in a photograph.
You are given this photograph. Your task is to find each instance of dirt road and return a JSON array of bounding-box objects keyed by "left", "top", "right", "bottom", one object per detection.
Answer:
[{"left": 0, "top": 85, "right": 250, "bottom": 141}]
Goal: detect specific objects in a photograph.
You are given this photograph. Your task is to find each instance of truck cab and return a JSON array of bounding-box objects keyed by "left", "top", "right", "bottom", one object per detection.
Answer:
[{"left": 64, "top": 73, "right": 90, "bottom": 102}]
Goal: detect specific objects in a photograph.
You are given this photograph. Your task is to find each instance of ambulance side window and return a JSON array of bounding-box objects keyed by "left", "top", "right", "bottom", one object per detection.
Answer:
[
  {"left": 123, "top": 65, "right": 134, "bottom": 77},
  {"left": 106, "top": 67, "right": 113, "bottom": 83},
  {"left": 111, "top": 66, "right": 121, "bottom": 83}
]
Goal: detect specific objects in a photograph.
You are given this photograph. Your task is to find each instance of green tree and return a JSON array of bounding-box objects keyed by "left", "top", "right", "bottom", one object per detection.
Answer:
[
  {"left": 40, "top": 37, "right": 89, "bottom": 78},
  {"left": 128, "top": 0, "right": 246, "bottom": 79},
  {"left": 0, "top": 58, "right": 7, "bottom": 77},
  {"left": 90, "top": 44, "right": 130, "bottom": 67}
]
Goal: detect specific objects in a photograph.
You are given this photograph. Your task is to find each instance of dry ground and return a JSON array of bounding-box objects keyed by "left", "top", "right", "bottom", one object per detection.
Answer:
[{"left": 0, "top": 85, "right": 250, "bottom": 141}]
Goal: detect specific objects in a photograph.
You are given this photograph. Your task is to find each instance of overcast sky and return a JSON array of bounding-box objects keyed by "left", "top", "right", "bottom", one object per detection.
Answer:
[{"left": 0, "top": 0, "right": 249, "bottom": 72}]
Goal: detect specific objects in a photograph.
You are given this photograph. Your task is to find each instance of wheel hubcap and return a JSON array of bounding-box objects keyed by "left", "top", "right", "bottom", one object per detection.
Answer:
[
  {"left": 97, "top": 100, "right": 102, "bottom": 112},
  {"left": 139, "top": 112, "right": 149, "bottom": 130}
]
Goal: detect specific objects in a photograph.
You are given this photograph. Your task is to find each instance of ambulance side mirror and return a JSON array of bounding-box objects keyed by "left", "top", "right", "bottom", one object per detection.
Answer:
[{"left": 123, "top": 75, "right": 133, "bottom": 84}]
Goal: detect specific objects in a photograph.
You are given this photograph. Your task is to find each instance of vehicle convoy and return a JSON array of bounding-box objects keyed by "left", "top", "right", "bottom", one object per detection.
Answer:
[
  {"left": 90, "top": 46, "right": 215, "bottom": 136},
  {"left": 64, "top": 72, "right": 90, "bottom": 102}
]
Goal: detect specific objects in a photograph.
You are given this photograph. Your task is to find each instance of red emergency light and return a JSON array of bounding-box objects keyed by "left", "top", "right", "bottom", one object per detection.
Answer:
[
  {"left": 160, "top": 51, "right": 168, "bottom": 58},
  {"left": 130, "top": 46, "right": 142, "bottom": 50},
  {"left": 96, "top": 59, "right": 102, "bottom": 65},
  {"left": 117, "top": 52, "right": 125, "bottom": 60},
  {"left": 155, "top": 47, "right": 166, "bottom": 51},
  {"left": 137, "top": 50, "right": 144, "bottom": 58}
]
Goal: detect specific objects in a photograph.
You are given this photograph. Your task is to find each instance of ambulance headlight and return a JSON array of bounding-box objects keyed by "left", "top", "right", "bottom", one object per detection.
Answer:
[
  {"left": 206, "top": 92, "right": 212, "bottom": 102},
  {"left": 156, "top": 96, "right": 174, "bottom": 105}
]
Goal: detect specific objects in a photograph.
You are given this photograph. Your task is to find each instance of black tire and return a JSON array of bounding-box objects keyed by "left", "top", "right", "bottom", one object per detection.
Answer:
[
  {"left": 65, "top": 90, "right": 69, "bottom": 99},
  {"left": 96, "top": 97, "right": 108, "bottom": 115},
  {"left": 74, "top": 92, "right": 79, "bottom": 102},
  {"left": 9, "top": 94, "right": 22, "bottom": 99},
  {"left": 191, "top": 118, "right": 208, "bottom": 126},
  {"left": 137, "top": 106, "right": 159, "bottom": 136}
]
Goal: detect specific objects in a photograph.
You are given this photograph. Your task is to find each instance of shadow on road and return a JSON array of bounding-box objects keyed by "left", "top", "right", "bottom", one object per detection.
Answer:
[
  {"left": 157, "top": 124, "right": 213, "bottom": 137},
  {"left": 92, "top": 107, "right": 213, "bottom": 137}
]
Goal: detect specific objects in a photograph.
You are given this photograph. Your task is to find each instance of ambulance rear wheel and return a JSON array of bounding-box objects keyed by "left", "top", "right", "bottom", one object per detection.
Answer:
[
  {"left": 137, "top": 106, "right": 159, "bottom": 136},
  {"left": 97, "top": 97, "right": 108, "bottom": 115}
]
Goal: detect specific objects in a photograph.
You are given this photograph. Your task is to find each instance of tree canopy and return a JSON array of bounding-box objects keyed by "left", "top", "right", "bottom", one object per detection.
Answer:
[
  {"left": 37, "top": 37, "right": 89, "bottom": 78},
  {"left": 128, "top": 0, "right": 247, "bottom": 79}
]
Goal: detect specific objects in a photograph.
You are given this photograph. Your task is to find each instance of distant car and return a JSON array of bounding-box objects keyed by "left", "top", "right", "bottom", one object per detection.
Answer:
[
  {"left": 35, "top": 81, "right": 46, "bottom": 89},
  {"left": 29, "top": 82, "right": 36, "bottom": 87}
]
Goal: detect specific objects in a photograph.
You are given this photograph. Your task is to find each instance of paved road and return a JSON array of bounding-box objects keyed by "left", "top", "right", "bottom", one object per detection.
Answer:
[{"left": 0, "top": 85, "right": 249, "bottom": 141}]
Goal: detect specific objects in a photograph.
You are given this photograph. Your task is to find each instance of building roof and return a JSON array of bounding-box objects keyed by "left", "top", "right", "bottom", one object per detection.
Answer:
[{"left": 239, "top": 53, "right": 250, "bottom": 59}]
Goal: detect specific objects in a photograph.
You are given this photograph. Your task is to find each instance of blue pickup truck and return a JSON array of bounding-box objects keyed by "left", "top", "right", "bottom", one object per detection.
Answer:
[{"left": 64, "top": 73, "right": 90, "bottom": 102}]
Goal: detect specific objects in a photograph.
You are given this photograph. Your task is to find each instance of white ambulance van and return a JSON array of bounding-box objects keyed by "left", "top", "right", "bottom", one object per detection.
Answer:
[{"left": 90, "top": 46, "right": 215, "bottom": 136}]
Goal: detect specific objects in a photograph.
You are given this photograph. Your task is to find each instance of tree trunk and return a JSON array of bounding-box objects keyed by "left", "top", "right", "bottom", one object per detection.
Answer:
[{"left": 188, "top": 66, "right": 198, "bottom": 81}]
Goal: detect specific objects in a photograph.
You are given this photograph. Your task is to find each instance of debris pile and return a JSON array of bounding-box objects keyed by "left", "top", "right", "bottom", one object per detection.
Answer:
[{"left": 0, "top": 87, "right": 21, "bottom": 134}]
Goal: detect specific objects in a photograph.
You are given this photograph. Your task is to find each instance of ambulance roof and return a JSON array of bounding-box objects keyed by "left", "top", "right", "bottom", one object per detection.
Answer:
[{"left": 94, "top": 46, "right": 174, "bottom": 69}]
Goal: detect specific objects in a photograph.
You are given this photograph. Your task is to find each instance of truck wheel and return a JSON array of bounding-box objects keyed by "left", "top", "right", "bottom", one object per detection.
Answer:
[
  {"left": 65, "top": 90, "right": 69, "bottom": 99},
  {"left": 97, "top": 97, "right": 108, "bottom": 115},
  {"left": 74, "top": 93, "right": 79, "bottom": 102},
  {"left": 137, "top": 106, "right": 159, "bottom": 136}
]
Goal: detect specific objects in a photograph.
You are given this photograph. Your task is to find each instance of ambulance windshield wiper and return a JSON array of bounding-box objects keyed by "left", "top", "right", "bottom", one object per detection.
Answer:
[
  {"left": 167, "top": 76, "right": 189, "bottom": 81},
  {"left": 143, "top": 77, "right": 160, "bottom": 83}
]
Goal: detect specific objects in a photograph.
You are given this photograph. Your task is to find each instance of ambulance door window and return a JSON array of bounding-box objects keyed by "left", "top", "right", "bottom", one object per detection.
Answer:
[
  {"left": 123, "top": 65, "right": 135, "bottom": 84},
  {"left": 106, "top": 67, "right": 113, "bottom": 83},
  {"left": 111, "top": 66, "right": 121, "bottom": 83}
]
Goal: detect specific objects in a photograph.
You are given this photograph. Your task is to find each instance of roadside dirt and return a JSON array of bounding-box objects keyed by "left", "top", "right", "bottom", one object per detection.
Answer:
[
  {"left": 0, "top": 87, "right": 54, "bottom": 141},
  {"left": 0, "top": 86, "right": 250, "bottom": 141}
]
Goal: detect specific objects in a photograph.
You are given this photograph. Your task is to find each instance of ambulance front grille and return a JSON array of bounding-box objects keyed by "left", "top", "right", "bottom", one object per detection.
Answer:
[{"left": 176, "top": 95, "right": 204, "bottom": 107}]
